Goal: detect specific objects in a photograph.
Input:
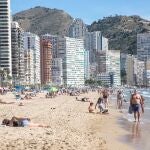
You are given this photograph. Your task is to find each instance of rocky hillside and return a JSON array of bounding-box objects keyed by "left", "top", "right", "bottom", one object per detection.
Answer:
[
  {"left": 89, "top": 15, "right": 150, "bottom": 54},
  {"left": 13, "top": 6, "right": 73, "bottom": 36},
  {"left": 13, "top": 7, "right": 150, "bottom": 54}
]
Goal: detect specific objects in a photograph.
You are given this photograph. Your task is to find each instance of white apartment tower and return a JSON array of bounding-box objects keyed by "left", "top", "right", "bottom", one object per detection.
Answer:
[
  {"left": 85, "top": 31, "right": 108, "bottom": 63},
  {"left": 11, "top": 21, "right": 24, "bottom": 85},
  {"left": 23, "top": 32, "right": 41, "bottom": 85},
  {"left": 96, "top": 50, "right": 121, "bottom": 86},
  {"left": 57, "top": 37, "right": 85, "bottom": 87},
  {"left": 0, "top": 0, "right": 12, "bottom": 74},
  {"left": 137, "top": 33, "right": 150, "bottom": 61},
  {"left": 68, "top": 18, "right": 87, "bottom": 38}
]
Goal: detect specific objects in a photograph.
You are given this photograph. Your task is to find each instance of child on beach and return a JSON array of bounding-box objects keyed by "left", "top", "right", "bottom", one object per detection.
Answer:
[{"left": 88, "top": 102, "right": 95, "bottom": 113}]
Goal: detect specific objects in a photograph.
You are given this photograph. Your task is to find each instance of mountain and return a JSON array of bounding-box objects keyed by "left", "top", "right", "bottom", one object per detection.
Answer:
[
  {"left": 88, "top": 15, "right": 150, "bottom": 54},
  {"left": 13, "top": 6, "right": 73, "bottom": 36},
  {"left": 13, "top": 7, "right": 150, "bottom": 54}
]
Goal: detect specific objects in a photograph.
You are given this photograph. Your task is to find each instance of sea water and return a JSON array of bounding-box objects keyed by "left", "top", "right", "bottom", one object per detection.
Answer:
[{"left": 119, "top": 88, "right": 150, "bottom": 150}]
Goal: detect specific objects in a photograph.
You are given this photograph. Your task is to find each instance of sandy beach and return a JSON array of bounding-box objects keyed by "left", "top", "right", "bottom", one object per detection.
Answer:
[{"left": 0, "top": 91, "right": 134, "bottom": 150}]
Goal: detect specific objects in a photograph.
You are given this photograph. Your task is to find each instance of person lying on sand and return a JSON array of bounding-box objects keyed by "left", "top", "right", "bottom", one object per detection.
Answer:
[
  {"left": 76, "top": 97, "right": 90, "bottom": 102},
  {"left": 2, "top": 116, "right": 49, "bottom": 128},
  {"left": 0, "top": 99, "right": 15, "bottom": 104},
  {"left": 88, "top": 102, "right": 95, "bottom": 113}
]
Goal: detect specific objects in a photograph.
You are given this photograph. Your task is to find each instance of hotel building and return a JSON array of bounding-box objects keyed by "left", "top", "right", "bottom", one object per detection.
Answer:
[
  {"left": 11, "top": 21, "right": 24, "bottom": 85},
  {"left": 57, "top": 37, "right": 85, "bottom": 87},
  {"left": 0, "top": 0, "right": 12, "bottom": 74},
  {"left": 96, "top": 50, "right": 121, "bottom": 86},
  {"left": 23, "top": 32, "right": 41, "bottom": 85},
  {"left": 40, "top": 40, "right": 52, "bottom": 85}
]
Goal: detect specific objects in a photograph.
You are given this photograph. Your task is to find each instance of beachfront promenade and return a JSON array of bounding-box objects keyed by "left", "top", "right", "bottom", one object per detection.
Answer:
[{"left": 0, "top": 91, "right": 133, "bottom": 150}]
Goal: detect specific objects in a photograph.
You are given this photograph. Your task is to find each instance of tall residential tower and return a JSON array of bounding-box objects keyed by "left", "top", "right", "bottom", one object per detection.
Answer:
[{"left": 0, "top": 0, "right": 12, "bottom": 74}]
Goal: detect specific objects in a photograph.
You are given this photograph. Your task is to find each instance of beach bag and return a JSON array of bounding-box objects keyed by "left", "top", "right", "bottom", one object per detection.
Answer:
[{"left": 128, "top": 105, "right": 133, "bottom": 114}]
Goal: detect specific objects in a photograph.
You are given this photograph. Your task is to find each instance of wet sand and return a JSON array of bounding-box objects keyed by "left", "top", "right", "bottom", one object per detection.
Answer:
[
  {"left": 0, "top": 91, "right": 134, "bottom": 150},
  {"left": 119, "top": 117, "right": 150, "bottom": 150}
]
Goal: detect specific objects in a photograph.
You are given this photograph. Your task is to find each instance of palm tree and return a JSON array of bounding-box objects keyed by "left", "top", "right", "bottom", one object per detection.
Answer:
[{"left": 0, "top": 68, "right": 12, "bottom": 87}]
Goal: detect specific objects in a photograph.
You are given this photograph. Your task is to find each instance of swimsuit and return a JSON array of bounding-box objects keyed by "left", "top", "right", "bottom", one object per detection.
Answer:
[
  {"left": 132, "top": 104, "right": 140, "bottom": 112},
  {"left": 20, "top": 120, "right": 30, "bottom": 127}
]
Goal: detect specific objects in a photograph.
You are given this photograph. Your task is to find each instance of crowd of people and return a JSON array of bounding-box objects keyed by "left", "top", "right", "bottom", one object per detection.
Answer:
[{"left": 0, "top": 86, "right": 145, "bottom": 128}]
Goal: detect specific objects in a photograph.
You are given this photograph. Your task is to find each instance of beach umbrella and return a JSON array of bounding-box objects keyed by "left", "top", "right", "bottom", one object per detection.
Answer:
[{"left": 48, "top": 87, "right": 58, "bottom": 92}]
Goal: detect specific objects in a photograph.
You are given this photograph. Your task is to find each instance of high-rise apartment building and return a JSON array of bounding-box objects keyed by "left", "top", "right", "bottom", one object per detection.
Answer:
[
  {"left": 96, "top": 50, "right": 121, "bottom": 86},
  {"left": 85, "top": 31, "right": 108, "bottom": 63},
  {"left": 23, "top": 32, "right": 41, "bottom": 85},
  {"left": 0, "top": 0, "right": 12, "bottom": 74},
  {"left": 57, "top": 37, "right": 85, "bottom": 87},
  {"left": 84, "top": 50, "right": 90, "bottom": 80},
  {"left": 68, "top": 18, "right": 87, "bottom": 38},
  {"left": 41, "top": 34, "right": 58, "bottom": 58},
  {"left": 137, "top": 33, "right": 150, "bottom": 61},
  {"left": 52, "top": 58, "right": 63, "bottom": 85},
  {"left": 11, "top": 21, "right": 24, "bottom": 85},
  {"left": 40, "top": 40, "right": 52, "bottom": 85},
  {"left": 125, "top": 55, "right": 145, "bottom": 86}
]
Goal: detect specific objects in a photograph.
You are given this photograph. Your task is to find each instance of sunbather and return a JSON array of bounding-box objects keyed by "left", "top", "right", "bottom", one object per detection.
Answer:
[
  {"left": 2, "top": 116, "right": 49, "bottom": 127},
  {"left": 0, "top": 99, "right": 15, "bottom": 104}
]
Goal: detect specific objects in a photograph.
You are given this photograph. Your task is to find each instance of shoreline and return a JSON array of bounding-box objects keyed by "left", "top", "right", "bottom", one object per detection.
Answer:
[{"left": 0, "top": 91, "right": 134, "bottom": 150}]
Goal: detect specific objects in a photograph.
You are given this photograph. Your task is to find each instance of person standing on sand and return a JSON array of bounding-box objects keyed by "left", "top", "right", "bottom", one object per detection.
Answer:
[
  {"left": 102, "top": 89, "right": 109, "bottom": 108},
  {"left": 130, "top": 90, "right": 144, "bottom": 122},
  {"left": 117, "top": 90, "right": 124, "bottom": 109}
]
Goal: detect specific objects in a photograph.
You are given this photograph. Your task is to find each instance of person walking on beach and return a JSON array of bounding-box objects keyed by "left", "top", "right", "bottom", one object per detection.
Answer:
[
  {"left": 102, "top": 89, "right": 109, "bottom": 108},
  {"left": 117, "top": 90, "right": 124, "bottom": 109},
  {"left": 130, "top": 90, "right": 144, "bottom": 122}
]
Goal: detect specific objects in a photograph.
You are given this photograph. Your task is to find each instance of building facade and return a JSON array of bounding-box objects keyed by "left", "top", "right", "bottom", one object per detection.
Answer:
[
  {"left": 137, "top": 33, "right": 150, "bottom": 61},
  {"left": 23, "top": 32, "right": 41, "bottom": 85},
  {"left": 68, "top": 18, "right": 87, "bottom": 38},
  {"left": 41, "top": 34, "right": 58, "bottom": 58},
  {"left": 11, "top": 21, "right": 24, "bottom": 85},
  {"left": 84, "top": 50, "right": 90, "bottom": 80},
  {"left": 57, "top": 37, "right": 85, "bottom": 87},
  {"left": 96, "top": 50, "right": 121, "bottom": 86},
  {"left": 40, "top": 40, "right": 52, "bottom": 85},
  {"left": 0, "top": 0, "right": 12, "bottom": 74},
  {"left": 85, "top": 31, "right": 108, "bottom": 63},
  {"left": 52, "top": 58, "right": 63, "bottom": 85}
]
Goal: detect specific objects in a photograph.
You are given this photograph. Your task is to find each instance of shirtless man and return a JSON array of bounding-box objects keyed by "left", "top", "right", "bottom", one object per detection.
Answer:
[{"left": 130, "top": 90, "right": 144, "bottom": 122}]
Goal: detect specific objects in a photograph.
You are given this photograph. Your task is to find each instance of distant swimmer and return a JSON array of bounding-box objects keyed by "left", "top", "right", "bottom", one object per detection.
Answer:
[{"left": 130, "top": 90, "right": 144, "bottom": 122}]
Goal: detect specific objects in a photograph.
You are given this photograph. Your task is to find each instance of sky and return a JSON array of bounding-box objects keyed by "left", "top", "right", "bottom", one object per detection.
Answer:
[{"left": 11, "top": 0, "right": 150, "bottom": 24}]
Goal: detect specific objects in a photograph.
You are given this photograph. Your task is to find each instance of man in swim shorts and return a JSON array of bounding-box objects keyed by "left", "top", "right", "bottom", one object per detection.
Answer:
[{"left": 130, "top": 90, "right": 144, "bottom": 122}]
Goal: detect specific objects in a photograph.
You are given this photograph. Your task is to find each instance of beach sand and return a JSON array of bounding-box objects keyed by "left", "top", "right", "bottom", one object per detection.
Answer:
[{"left": 0, "top": 92, "right": 133, "bottom": 150}]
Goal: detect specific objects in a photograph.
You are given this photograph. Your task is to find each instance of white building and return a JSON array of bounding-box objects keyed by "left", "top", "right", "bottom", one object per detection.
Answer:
[
  {"left": 52, "top": 58, "right": 63, "bottom": 85},
  {"left": 85, "top": 31, "right": 108, "bottom": 63},
  {"left": 125, "top": 55, "right": 145, "bottom": 86},
  {"left": 96, "top": 50, "right": 121, "bottom": 86},
  {"left": 0, "top": 0, "right": 12, "bottom": 74},
  {"left": 24, "top": 50, "right": 34, "bottom": 85},
  {"left": 137, "top": 33, "right": 150, "bottom": 61},
  {"left": 57, "top": 37, "right": 85, "bottom": 87},
  {"left": 11, "top": 21, "right": 25, "bottom": 85},
  {"left": 134, "top": 58, "right": 145, "bottom": 86},
  {"left": 84, "top": 50, "right": 90, "bottom": 80},
  {"left": 68, "top": 18, "right": 87, "bottom": 38},
  {"left": 23, "top": 32, "right": 41, "bottom": 85}
]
